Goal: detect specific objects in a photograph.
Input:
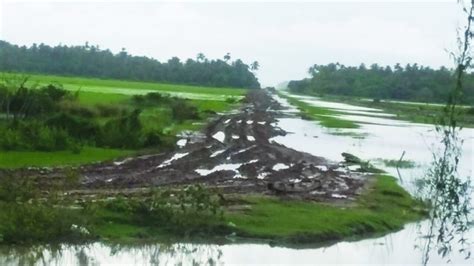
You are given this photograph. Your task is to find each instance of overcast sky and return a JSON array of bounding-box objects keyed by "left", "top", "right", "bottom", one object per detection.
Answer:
[{"left": 0, "top": 0, "right": 465, "bottom": 86}]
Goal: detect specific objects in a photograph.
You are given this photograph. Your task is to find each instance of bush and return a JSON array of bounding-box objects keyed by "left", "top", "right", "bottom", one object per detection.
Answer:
[
  {"left": 143, "top": 131, "right": 163, "bottom": 147},
  {"left": 467, "top": 106, "right": 474, "bottom": 115},
  {"left": 95, "top": 104, "right": 126, "bottom": 117},
  {"left": 0, "top": 121, "right": 74, "bottom": 151},
  {"left": 225, "top": 97, "right": 238, "bottom": 104},
  {"left": 133, "top": 185, "right": 224, "bottom": 234},
  {"left": 46, "top": 112, "right": 99, "bottom": 140},
  {"left": 0, "top": 175, "right": 93, "bottom": 244},
  {"left": 0, "top": 127, "right": 25, "bottom": 150},
  {"left": 98, "top": 109, "right": 144, "bottom": 149},
  {"left": 171, "top": 99, "right": 199, "bottom": 121},
  {"left": 132, "top": 93, "right": 164, "bottom": 107},
  {"left": 60, "top": 101, "right": 97, "bottom": 118}
]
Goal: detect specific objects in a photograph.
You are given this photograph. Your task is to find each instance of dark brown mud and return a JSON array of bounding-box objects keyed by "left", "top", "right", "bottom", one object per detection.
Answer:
[{"left": 2, "top": 90, "right": 369, "bottom": 201}]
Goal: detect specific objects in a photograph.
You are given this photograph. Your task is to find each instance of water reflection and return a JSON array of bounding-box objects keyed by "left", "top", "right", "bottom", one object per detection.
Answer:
[{"left": 0, "top": 243, "right": 224, "bottom": 266}]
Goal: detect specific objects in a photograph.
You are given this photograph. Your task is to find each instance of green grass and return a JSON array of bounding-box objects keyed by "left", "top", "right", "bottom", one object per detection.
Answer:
[
  {"left": 226, "top": 175, "right": 425, "bottom": 244},
  {"left": 1, "top": 72, "right": 247, "bottom": 101},
  {"left": 76, "top": 175, "right": 425, "bottom": 245},
  {"left": 76, "top": 91, "right": 131, "bottom": 106},
  {"left": 0, "top": 147, "right": 133, "bottom": 168},
  {"left": 281, "top": 94, "right": 359, "bottom": 129}
]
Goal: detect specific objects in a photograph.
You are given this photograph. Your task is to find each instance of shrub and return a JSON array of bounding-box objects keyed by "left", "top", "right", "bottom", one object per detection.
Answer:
[
  {"left": 98, "top": 109, "right": 144, "bottom": 149},
  {"left": 133, "top": 185, "right": 224, "bottom": 234},
  {"left": 0, "top": 175, "right": 93, "bottom": 244},
  {"left": 225, "top": 97, "right": 238, "bottom": 104},
  {"left": 170, "top": 99, "right": 199, "bottom": 121},
  {"left": 60, "top": 101, "right": 97, "bottom": 118},
  {"left": 467, "top": 106, "right": 474, "bottom": 115},
  {"left": 95, "top": 104, "right": 125, "bottom": 117},
  {"left": 143, "top": 131, "right": 163, "bottom": 147},
  {"left": 46, "top": 112, "right": 99, "bottom": 140},
  {"left": 0, "top": 127, "right": 25, "bottom": 150}
]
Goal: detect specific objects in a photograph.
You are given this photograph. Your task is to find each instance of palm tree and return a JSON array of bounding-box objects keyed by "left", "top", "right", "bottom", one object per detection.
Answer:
[
  {"left": 224, "top": 53, "right": 231, "bottom": 62},
  {"left": 250, "top": 61, "right": 260, "bottom": 71},
  {"left": 196, "top": 53, "right": 206, "bottom": 62}
]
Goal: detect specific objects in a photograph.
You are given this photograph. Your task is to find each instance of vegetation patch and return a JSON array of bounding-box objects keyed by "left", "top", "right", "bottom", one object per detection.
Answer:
[
  {"left": 226, "top": 175, "right": 425, "bottom": 244},
  {"left": 0, "top": 173, "right": 425, "bottom": 246},
  {"left": 376, "top": 158, "right": 417, "bottom": 169},
  {"left": 280, "top": 94, "right": 359, "bottom": 129},
  {"left": 0, "top": 77, "right": 239, "bottom": 167}
]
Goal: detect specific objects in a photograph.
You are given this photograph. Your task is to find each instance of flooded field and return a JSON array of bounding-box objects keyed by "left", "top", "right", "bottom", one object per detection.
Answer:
[{"left": 1, "top": 92, "right": 472, "bottom": 265}]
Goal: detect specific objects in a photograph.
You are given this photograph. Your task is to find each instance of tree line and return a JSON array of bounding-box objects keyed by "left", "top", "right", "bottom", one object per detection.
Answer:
[
  {"left": 0, "top": 40, "right": 260, "bottom": 89},
  {"left": 288, "top": 63, "right": 474, "bottom": 104}
]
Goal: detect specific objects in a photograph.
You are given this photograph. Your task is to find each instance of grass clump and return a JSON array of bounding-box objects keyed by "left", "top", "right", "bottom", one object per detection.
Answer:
[
  {"left": 93, "top": 185, "right": 227, "bottom": 242},
  {"left": 0, "top": 174, "right": 95, "bottom": 244}
]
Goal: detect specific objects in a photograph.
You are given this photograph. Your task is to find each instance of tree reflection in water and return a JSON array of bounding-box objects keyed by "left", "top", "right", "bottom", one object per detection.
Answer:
[{"left": 0, "top": 243, "right": 224, "bottom": 266}]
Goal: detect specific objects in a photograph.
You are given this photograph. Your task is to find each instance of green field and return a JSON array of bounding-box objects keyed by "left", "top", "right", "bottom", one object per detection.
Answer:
[
  {"left": 1, "top": 72, "right": 246, "bottom": 101},
  {"left": 0, "top": 73, "right": 246, "bottom": 168}
]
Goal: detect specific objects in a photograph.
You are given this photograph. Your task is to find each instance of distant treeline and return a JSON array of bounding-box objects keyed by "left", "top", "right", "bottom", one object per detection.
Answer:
[
  {"left": 288, "top": 63, "right": 474, "bottom": 104},
  {"left": 0, "top": 40, "right": 260, "bottom": 89}
]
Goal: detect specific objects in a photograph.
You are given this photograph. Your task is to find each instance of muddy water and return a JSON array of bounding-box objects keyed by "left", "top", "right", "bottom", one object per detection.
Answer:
[{"left": 1, "top": 93, "right": 473, "bottom": 265}]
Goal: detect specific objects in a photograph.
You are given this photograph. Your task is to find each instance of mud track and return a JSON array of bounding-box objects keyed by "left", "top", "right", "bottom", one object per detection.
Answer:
[{"left": 4, "top": 90, "right": 370, "bottom": 201}]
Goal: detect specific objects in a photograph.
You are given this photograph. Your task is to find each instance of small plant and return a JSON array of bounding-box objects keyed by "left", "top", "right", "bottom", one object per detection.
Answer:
[
  {"left": 225, "top": 97, "right": 238, "bottom": 104},
  {"left": 105, "top": 185, "right": 225, "bottom": 236}
]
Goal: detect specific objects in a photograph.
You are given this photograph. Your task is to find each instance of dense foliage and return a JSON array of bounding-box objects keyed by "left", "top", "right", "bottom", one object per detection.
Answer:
[
  {"left": 288, "top": 63, "right": 474, "bottom": 103},
  {"left": 0, "top": 40, "right": 260, "bottom": 89},
  {"left": 0, "top": 80, "right": 201, "bottom": 152}
]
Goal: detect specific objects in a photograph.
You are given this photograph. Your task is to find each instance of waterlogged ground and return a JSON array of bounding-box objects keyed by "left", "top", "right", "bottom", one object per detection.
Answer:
[{"left": 1, "top": 91, "right": 473, "bottom": 265}]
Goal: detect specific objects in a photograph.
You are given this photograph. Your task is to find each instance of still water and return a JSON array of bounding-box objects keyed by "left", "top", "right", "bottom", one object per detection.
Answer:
[{"left": 1, "top": 93, "right": 472, "bottom": 265}]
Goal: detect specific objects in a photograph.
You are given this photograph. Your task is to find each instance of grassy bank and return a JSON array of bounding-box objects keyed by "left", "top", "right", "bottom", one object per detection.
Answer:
[
  {"left": 228, "top": 175, "right": 424, "bottom": 244},
  {"left": 0, "top": 174, "right": 425, "bottom": 246},
  {"left": 280, "top": 93, "right": 359, "bottom": 129}
]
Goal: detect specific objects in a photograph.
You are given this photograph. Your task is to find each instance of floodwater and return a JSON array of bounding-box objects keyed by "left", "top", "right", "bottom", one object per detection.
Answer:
[{"left": 1, "top": 92, "right": 473, "bottom": 265}]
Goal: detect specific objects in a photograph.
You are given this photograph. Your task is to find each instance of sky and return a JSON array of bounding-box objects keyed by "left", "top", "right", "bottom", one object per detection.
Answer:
[{"left": 0, "top": 0, "right": 466, "bottom": 86}]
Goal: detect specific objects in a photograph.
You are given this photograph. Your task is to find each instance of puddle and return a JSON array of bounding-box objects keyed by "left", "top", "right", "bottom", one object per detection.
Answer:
[
  {"left": 157, "top": 152, "right": 189, "bottom": 168},
  {"left": 272, "top": 163, "right": 290, "bottom": 171},
  {"left": 210, "top": 149, "right": 226, "bottom": 157},
  {"left": 195, "top": 163, "right": 242, "bottom": 176},
  {"left": 176, "top": 139, "right": 187, "bottom": 148},
  {"left": 212, "top": 131, "right": 225, "bottom": 143}
]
